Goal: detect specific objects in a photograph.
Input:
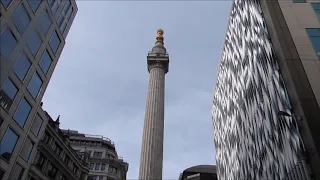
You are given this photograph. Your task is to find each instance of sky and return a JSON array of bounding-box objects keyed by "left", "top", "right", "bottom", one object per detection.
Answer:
[{"left": 42, "top": 1, "right": 232, "bottom": 179}]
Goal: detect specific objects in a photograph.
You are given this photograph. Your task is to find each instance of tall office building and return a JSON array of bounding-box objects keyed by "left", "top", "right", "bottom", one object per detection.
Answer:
[
  {"left": 61, "top": 129, "right": 129, "bottom": 180},
  {"left": 0, "top": 0, "right": 77, "bottom": 179},
  {"left": 212, "top": 0, "right": 320, "bottom": 179}
]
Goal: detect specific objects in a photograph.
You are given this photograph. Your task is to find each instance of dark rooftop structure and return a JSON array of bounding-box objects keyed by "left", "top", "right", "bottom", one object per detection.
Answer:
[{"left": 178, "top": 165, "right": 217, "bottom": 180}]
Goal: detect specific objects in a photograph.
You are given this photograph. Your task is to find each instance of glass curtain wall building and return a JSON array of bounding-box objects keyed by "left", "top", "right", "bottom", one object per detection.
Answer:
[
  {"left": 212, "top": 0, "right": 320, "bottom": 179},
  {"left": 0, "top": 0, "right": 77, "bottom": 179}
]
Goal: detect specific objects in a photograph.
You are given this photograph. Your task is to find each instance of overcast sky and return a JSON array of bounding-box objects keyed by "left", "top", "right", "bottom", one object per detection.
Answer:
[{"left": 42, "top": 1, "right": 232, "bottom": 179}]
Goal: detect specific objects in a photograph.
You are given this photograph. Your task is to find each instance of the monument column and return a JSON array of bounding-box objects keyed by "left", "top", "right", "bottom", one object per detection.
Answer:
[{"left": 139, "top": 29, "right": 169, "bottom": 180}]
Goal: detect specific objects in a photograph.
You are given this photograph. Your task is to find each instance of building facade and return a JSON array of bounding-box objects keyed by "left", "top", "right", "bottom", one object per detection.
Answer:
[
  {"left": 61, "top": 129, "right": 129, "bottom": 180},
  {"left": 178, "top": 165, "right": 218, "bottom": 180},
  {"left": 212, "top": 0, "right": 320, "bottom": 179},
  {"left": 28, "top": 109, "right": 89, "bottom": 180},
  {"left": 0, "top": 0, "right": 77, "bottom": 179}
]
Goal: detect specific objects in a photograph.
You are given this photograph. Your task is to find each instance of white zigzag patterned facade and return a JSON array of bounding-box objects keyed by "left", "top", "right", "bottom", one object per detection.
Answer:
[{"left": 211, "top": 0, "right": 310, "bottom": 179}]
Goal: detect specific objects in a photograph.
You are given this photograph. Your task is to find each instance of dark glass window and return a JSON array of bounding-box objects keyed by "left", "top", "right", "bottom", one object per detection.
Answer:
[
  {"left": 306, "top": 28, "right": 320, "bottom": 56},
  {"left": 47, "top": 0, "right": 53, "bottom": 6},
  {"left": 312, "top": 3, "right": 320, "bottom": 20},
  {"left": 49, "top": 31, "right": 60, "bottom": 53},
  {"left": 95, "top": 163, "right": 100, "bottom": 170},
  {"left": 27, "top": 30, "right": 42, "bottom": 57},
  {"left": 1, "top": 0, "right": 12, "bottom": 9},
  {"left": 0, "top": 78, "right": 17, "bottom": 112},
  {"left": 101, "top": 164, "right": 106, "bottom": 171},
  {"left": 65, "top": 7, "right": 73, "bottom": 21},
  {"left": 13, "top": 52, "right": 31, "bottom": 81},
  {"left": 31, "top": 114, "right": 43, "bottom": 136},
  {"left": 0, "top": 28, "right": 17, "bottom": 58},
  {"left": 13, "top": 4, "right": 30, "bottom": 33},
  {"left": 13, "top": 98, "right": 32, "bottom": 127},
  {"left": 293, "top": 0, "right": 305, "bottom": 2},
  {"left": 51, "top": 0, "right": 61, "bottom": 13},
  {"left": 89, "top": 163, "right": 94, "bottom": 170},
  {"left": 40, "top": 50, "right": 52, "bottom": 74},
  {"left": 10, "top": 163, "right": 24, "bottom": 180},
  {"left": 27, "top": 72, "right": 42, "bottom": 99},
  {"left": 27, "top": 0, "right": 41, "bottom": 12},
  {"left": 60, "top": 20, "right": 68, "bottom": 33},
  {"left": 1, "top": 78, "right": 18, "bottom": 101},
  {"left": 39, "top": 10, "right": 52, "bottom": 35},
  {"left": 0, "top": 127, "right": 19, "bottom": 162},
  {"left": 20, "top": 137, "right": 34, "bottom": 161}
]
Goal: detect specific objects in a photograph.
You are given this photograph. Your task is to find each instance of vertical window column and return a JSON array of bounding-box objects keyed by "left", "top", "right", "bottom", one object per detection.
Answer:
[{"left": 306, "top": 28, "right": 320, "bottom": 56}]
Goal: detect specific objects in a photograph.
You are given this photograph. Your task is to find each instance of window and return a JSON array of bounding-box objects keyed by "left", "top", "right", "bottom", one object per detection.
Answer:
[
  {"left": 60, "top": 20, "right": 68, "bottom": 33},
  {"left": 13, "top": 52, "right": 31, "bottom": 81},
  {"left": 51, "top": 0, "right": 61, "bottom": 13},
  {"left": 0, "top": 127, "right": 19, "bottom": 162},
  {"left": 293, "top": 0, "right": 306, "bottom": 2},
  {"left": 101, "top": 164, "right": 106, "bottom": 171},
  {"left": 27, "top": 30, "right": 42, "bottom": 57},
  {"left": 0, "top": 28, "right": 17, "bottom": 58},
  {"left": 1, "top": 78, "right": 17, "bottom": 112},
  {"left": 1, "top": 0, "right": 12, "bottom": 9},
  {"left": 0, "top": 168, "right": 4, "bottom": 179},
  {"left": 31, "top": 114, "right": 43, "bottom": 136},
  {"left": 39, "top": 10, "right": 52, "bottom": 35},
  {"left": 27, "top": 72, "right": 42, "bottom": 98},
  {"left": 20, "top": 137, "right": 34, "bottom": 161},
  {"left": 1, "top": 78, "right": 18, "bottom": 102},
  {"left": 306, "top": 28, "right": 320, "bottom": 56},
  {"left": 89, "top": 163, "right": 94, "bottom": 170},
  {"left": 57, "top": 1, "right": 71, "bottom": 26},
  {"left": 108, "top": 166, "right": 117, "bottom": 174},
  {"left": 47, "top": 0, "right": 53, "bottom": 6},
  {"left": 27, "top": 0, "right": 41, "bottom": 12},
  {"left": 40, "top": 50, "right": 52, "bottom": 74},
  {"left": 13, "top": 4, "right": 30, "bottom": 34},
  {"left": 36, "top": 153, "right": 45, "bottom": 169},
  {"left": 95, "top": 163, "right": 100, "bottom": 170},
  {"left": 49, "top": 31, "right": 60, "bottom": 53},
  {"left": 93, "top": 151, "right": 102, "bottom": 157},
  {"left": 312, "top": 3, "right": 320, "bottom": 20},
  {"left": 13, "top": 98, "right": 32, "bottom": 127},
  {"left": 10, "top": 163, "right": 24, "bottom": 180},
  {"left": 65, "top": 7, "right": 73, "bottom": 21}
]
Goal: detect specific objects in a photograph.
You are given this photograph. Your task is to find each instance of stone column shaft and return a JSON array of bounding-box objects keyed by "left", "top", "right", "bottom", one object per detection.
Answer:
[{"left": 139, "top": 66, "right": 165, "bottom": 180}]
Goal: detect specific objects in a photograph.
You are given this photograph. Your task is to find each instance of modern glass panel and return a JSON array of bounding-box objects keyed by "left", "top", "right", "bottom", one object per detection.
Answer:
[
  {"left": 0, "top": 78, "right": 17, "bottom": 112},
  {"left": 60, "top": 20, "right": 68, "bottom": 33},
  {"left": 51, "top": 0, "right": 61, "bottom": 13},
  {"left": 65, "top": 7, "right": 73, "bottom": 21},
  {"left": 13, "top": 52, "right": 31, "bottom": 81},
  {"left": 47, "top": 0, "right": 53, "bottom": 6},
  {"left": 306, "top": 28, "right": 320, "bottom": 56},
  {"left": 27, "top": 0, "right": 41, "bottom": 12},
  {"left": 1, "top": 0, "right": 12, "bottom": 9},
  {"left": 27, "top": 30, "right": 42, "bottom": 57},
  {"left": 13, "top": 4, "right": 30, "bottom": 33},
  {"left": 31, "top": 114, "right": 43, "bottom": 136},
  {"left": 27, "top": 72, "right": 43, "bottom": 98},
  {"left": 0, "top": 28, "right": 17, "bottom": 58},
  {"left": 40, "top": 50, "right": 52, "bottom": 74},
  {"left": 20, "top": 137, "right": 34, "bottom": 161},
  {"left": 10, "top": 163, "right": 24, "bottom": 180},
  {"left": 1, "top": 78, "right": 18, "bottom": 101},
  {"left": 39, "top": 10, "right": 52, "bottom": 35},
  {"left": 13, "top": 98, "right": 32, "bottom": 127},
  {"left": 0, "top": 127, "right": 19, "bottom": 162},
  {"left": 49, "top": 31, "right": 60, "bottom": 53},
  {"left": 293, "top": 0, "right": 306, "bottom": 2},
  {"left": 312, "top": 3, "right": 320, "bottom": 20}
]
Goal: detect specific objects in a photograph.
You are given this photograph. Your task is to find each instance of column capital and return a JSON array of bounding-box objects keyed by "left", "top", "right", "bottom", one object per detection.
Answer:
[{"left": 147, "top": 60, "right": 169, "bottom": 73}]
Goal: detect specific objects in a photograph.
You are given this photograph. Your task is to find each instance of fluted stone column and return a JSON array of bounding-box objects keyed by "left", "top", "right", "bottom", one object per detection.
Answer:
[{"left": 139, "top": 29, "right": 169, "bottom": 180}]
